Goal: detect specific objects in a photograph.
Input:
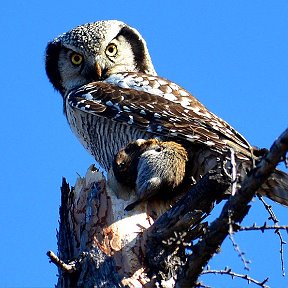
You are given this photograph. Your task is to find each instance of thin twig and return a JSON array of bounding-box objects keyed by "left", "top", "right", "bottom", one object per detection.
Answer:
[
  {"left": 177, "top": 128, "right": 288, "bottom": 287},
  {"left": 257, "top": 195, "right": 279, "bottom": 224},
  {"left": 228, "top": 210, "right": 251, "bottom": 270},
  {"left": 229, "top": 233, "right": 251, "bottom": 270},
  {"left": 47, "top": 250, "right": 76, "bottom": 273},
  {"left": 202, "top": 268, "right": 269, "bottom": 288},
  {"left": 258, "top": 195, "right": 286, "bottom": 276},
  {"left": 238, "top": 224, "right": 288, "bottom": 232}
]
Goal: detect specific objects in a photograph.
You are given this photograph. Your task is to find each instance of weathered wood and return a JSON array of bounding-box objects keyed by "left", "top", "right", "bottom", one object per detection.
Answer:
[
  {"left": 144, "top": 167, "right": 231, "bottom": 283},
  {"left": 48, "top": 129, "right": 288, "bottom": 287},
  {"left": 177, "top": 128, "right": 288, "bottom": 287},
  {"left": 53, "top": 165, "right": 181, "bottom": 287},
  {"left": 51, "top": 163, "right": 231, "bottom": 287}
]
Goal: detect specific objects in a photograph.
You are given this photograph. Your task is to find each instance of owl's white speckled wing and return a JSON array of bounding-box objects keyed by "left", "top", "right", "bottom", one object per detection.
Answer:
[{"left": 67, "top": 72, "right": 252, "bottom": 160}]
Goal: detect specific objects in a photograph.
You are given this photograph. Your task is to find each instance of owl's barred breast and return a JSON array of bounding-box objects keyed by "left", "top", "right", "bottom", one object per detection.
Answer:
[{"left": 66, "top": 102, "right": 152, "bottom": 171}]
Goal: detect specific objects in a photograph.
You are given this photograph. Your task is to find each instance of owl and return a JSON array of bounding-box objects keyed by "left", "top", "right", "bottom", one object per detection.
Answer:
[{"left": 45, "top": 20, "right": 288, "bottom": 206}]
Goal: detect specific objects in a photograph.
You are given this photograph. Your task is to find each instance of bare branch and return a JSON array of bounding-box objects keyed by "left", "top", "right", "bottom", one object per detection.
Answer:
[
  {"left": 258, "top": 195, "right": 287, "bottom": 275},
  {"left": 258, "top": 195, "right": 279, "bottom": 224},
  {"left": 47, "top": 250, "right": 76, "bottom": 273},
  {"left": 228, "top": 233, "right": 251, "bottom": 271},
  {"left": 239, "top": 220, "right": 288, "bottom": 277},
  {"left": 238, "top": 224, "right": 288, "bottom": 232},
  {"left": 202, "top": 268, "right": 269, "bottom": 288}
]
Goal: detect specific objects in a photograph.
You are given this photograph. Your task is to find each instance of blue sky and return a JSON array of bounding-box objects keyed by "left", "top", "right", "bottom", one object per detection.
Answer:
[{"left": 1, "top": 1, "right": 288, "bottom": 287}]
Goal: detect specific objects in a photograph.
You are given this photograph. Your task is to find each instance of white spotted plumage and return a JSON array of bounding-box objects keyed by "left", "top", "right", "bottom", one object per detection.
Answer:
[
  {"left": 66, "top": 71, "right": 252, "bottom": 163},
  {"left": 46, "top": 20, "right": 288, "bottom": 207}
]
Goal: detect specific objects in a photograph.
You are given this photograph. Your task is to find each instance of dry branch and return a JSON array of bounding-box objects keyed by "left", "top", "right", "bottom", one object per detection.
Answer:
[
  {"left": 238, "top": 224, "right": 288, "bottom": 232},
  {"left": 144, "top": 166, "right": 231, "bottom": 282},
  {"left": 177, "top": 128, "right": 288, "bottom": 287},
  {"left": 201, "top": 269, "right": 269, "bottom": 288}
]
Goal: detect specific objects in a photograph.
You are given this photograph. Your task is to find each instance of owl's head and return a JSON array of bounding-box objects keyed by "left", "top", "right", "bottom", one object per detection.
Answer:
[{"left": 45, "top": 20, "right": 156, "bottom": 96}]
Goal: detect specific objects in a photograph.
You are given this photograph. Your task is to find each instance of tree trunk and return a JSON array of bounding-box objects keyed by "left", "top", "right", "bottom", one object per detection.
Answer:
[{"left": 47, "top": 129, "right": 288, "bottom": 287}]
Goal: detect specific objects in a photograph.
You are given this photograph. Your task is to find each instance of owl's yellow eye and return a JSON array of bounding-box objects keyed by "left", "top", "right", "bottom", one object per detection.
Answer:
[
  {"left": 105, "top": 43, "right": 118, "bottom": 57},
  {"left": 70, "top": 53, "right": 83, "bottom": 65}
]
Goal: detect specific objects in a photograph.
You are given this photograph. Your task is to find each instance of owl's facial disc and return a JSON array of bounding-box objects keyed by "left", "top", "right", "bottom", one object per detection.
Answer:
[
  {"left": 45, "top": 42, "right": 104, "bottom": 96},
  {"left": 45, "top": 20, "right": 156, "bottom": 97}
]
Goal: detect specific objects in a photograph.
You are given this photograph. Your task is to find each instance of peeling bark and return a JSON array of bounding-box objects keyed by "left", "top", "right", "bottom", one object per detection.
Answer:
[{"left": 53, "top": 165, "right": 179, "bottom": 287}]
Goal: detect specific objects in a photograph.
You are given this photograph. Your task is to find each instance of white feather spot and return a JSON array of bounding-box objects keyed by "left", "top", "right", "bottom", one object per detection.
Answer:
[
  {"left": 147, "top": 127, "right": 152, "bottom": 132},
  {"left": 181, "top": 98, "right": 191, "bottom": 107},
  {"left": 211, "top": 124, "right": 220, "bottom": 131},
  {"left": 164, "top": 86, "right": 173, "bottom": 93},
  {"left": 150, "top": 81, "right": 160, "bottom": 89},
  {"left": 135, "top": 77, "right": 143, "bottom": 82},
  {"left": 148, "top": 177, "right": 161, "bottom": 186},
  {"left": 113, "top": 103, "right": 121, "bottom": 112},
  {"left": 128, "top": 115, "right": 134, "bottom": 124},
  {"left": 83, "top": 93, "right": 93, "bottom": 100},
  {"left": 158, "top": 79, "right": 168, "bottom": 85},
  {"left": 164, "top": 93, "right": 177, "bottom": 101},
  {"left": 185, "top": 134, "right": 200, "bottom": 140},
  {"left": 123, "top": 105, "right": 131, "bottom": 112},
  {"left": 135, "top": 139, "right": 146, "bottom": 145},
  {"left": 169, "top": 83, "right": 179, "bottom": 91},
  {"left": 162, "top": 110, "right": 170, "bottom": 115},
  {"left": 179, "top": 90, "right": 189, "bottom": 97},
  {"left": 140, "top": 109, "right": 146, "bottom": 115},
  {"left": 106, "top": 100, "right": 113, "bottom": 106},
  {"left": 105, "top": 74, "right": 124, "bottom": 84},
  {"left": 205, "top": 140, "right": 215, "bottom": 146},
  {"left": 118, "top": 81, "right": 131, "bottom": 89},
  {"left": 192, "top": 106, "right": 200, "bottom": 113}
]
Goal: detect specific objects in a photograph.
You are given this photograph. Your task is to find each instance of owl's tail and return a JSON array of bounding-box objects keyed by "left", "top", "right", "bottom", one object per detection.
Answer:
[{"left": 259, "top": 169, "right": 288, "bottom": 206}]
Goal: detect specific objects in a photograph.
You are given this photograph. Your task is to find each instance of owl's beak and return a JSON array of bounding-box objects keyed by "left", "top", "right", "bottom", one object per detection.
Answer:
[{"left": 95, "top": 62, "right": 102, "bottom": 79}]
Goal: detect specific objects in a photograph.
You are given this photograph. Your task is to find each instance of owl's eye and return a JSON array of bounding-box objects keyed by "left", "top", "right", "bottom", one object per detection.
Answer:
[
  {"left": 105, "top": 43, "right": 118, "bottom": 57},
  {"left": 70, "top": 53, "right": 83, "bottom": 66}
]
